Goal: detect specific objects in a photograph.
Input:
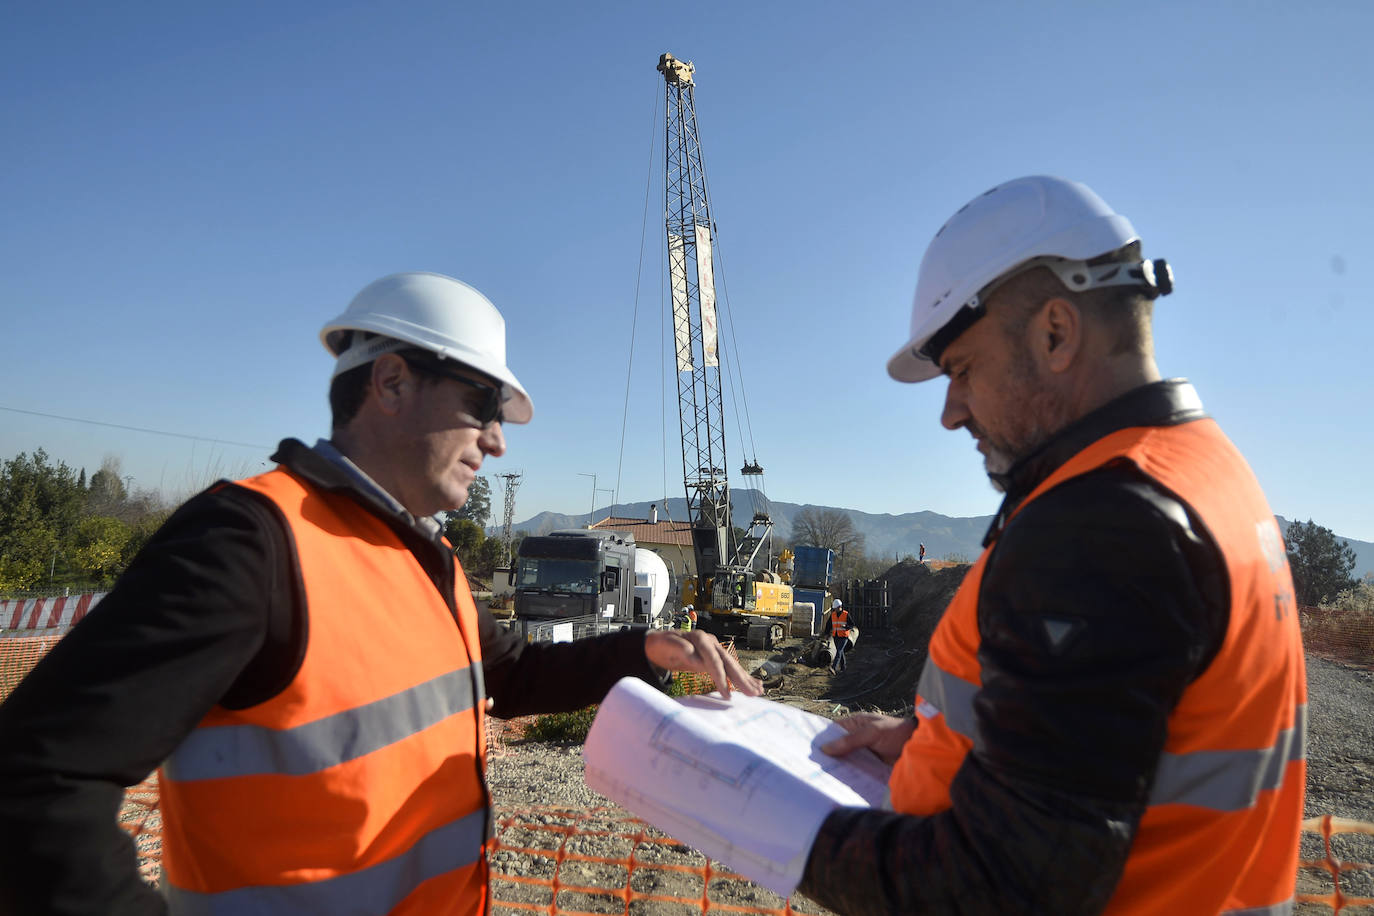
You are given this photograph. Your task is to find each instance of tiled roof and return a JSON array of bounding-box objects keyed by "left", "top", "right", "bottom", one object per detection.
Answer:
[{"left": 591, "top": 516, "right": 695, "bottom": 547}]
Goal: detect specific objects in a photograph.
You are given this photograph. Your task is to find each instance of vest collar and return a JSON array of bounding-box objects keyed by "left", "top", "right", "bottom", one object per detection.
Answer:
[
  {"left": 982, "top": 379, "right": 1206, "bottom": 546},
  {"left": 268, "top": 438, "right": 445, "bottom": 541}
]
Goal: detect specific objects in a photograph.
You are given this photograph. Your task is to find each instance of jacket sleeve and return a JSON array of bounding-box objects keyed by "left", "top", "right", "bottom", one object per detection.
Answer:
[
  {"left": 799, "top": 468, "right": 1228, "bottom": 915},
  {"left": 0, "top": 486, "right": 288, "bottom": 916},
  {"left": 478, "top": 612, "right": 664, "bottom": 718}
]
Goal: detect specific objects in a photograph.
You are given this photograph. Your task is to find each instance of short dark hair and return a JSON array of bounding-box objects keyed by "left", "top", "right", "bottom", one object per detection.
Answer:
[
  {"left": 329, "top": 364, "right": 373, "bottom": 429},
  {"left": 991, "top": 242, "right": 1154, "bottom": 356}
]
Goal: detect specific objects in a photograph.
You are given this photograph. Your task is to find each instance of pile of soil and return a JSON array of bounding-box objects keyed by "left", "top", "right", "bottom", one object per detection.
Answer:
[{"left": 740, "top": 560, "right": 972, "bottom": 715}]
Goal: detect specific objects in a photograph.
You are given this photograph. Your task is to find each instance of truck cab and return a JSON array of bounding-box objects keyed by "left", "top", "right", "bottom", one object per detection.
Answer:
[{"left": 511, "top": 529, "right": 638, "bottom": 642}]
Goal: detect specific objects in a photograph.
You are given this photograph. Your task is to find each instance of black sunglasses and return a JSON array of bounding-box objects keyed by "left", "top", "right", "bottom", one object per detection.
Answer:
[{"left": 404, "top": 359, "right": 506, "bottom": 426}]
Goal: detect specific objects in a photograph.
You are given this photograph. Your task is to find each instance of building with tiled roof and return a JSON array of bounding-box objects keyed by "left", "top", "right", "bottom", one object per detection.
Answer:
[{"left": 591, "top": 505, "right": 698, "bottom": 582}]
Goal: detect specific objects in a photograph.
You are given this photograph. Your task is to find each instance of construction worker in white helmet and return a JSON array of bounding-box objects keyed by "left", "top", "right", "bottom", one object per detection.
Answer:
[
  {"left": 0, "top": 271, "right": 761, "bottom": 916},
  {"left": 824, "top": 598, "right": 852, "bottom": 675},
  {"left": 796, "top": 177, "right": 1305, "bottom": 915}
]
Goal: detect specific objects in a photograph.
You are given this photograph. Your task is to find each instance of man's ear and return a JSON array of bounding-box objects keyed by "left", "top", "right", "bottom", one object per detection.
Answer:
[
  {"left": 370, "top": 353, "right": 411, "bottom": 416},
  {"left": 1034, "top": 297, "right": 1081, "bottom": 373}
]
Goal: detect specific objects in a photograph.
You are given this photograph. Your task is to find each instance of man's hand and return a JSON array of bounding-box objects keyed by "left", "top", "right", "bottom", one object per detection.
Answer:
[
  {"left": 820, "top": 712, "right": 917, "bottom": 765},
  {"left": 643, "top": 630, "right": 763, "bottom": 699}
]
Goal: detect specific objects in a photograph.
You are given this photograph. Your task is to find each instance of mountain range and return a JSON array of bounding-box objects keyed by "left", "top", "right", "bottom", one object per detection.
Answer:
[{"left": 504, "top": 498, "right": 1374, "bottom": 580}]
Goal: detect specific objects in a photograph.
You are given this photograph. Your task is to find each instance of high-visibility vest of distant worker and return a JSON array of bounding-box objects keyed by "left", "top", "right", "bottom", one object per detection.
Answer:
[
  {"left": 828, "top": 599, "right": 853, "bottom": 675},
  {"left": 830, "top": 602, "right": 851, "bottom": 639}
]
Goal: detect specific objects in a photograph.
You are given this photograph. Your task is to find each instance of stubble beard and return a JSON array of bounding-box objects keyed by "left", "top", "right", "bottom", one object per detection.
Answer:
[{"left": 979, "top": 349, "right": 1070, "bottom": 492}]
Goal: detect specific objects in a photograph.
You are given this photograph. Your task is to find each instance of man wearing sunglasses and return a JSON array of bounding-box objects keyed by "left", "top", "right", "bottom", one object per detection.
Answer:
[{"left": 0, "top": 271, "right": 760, "bottom": 916}]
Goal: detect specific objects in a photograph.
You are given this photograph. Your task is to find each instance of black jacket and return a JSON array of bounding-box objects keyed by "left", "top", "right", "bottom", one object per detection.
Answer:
[
  {"left": 800, "top": 380, "right": 1230, "bottom": 915},
  {"left": 0, "top": 439, "right": 661, "bottom": 916}
]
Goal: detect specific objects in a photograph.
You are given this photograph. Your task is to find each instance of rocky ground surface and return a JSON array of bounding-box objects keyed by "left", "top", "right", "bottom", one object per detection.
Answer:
[{"left": 486, "top": 561, "right": 1374, "bottom": 913}]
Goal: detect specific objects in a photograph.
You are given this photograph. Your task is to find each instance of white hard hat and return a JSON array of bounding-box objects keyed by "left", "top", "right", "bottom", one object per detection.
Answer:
[
  {"left": 832, "top": 598, "right": 842, "bottom": 609},
  {"left": 321, "top": 272, "right": 533, "bottom": 423},
  {"left": 887, "top": 175, "right": 1171, "bottom": 383}
]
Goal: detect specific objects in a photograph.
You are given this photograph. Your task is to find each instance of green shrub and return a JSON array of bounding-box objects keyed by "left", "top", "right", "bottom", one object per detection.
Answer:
[
  {"left": 523, "top": 705, "right": 598, "bottom": 743},
  {"left": 521, "top": 672, "right": 713, "bottom": 745}
]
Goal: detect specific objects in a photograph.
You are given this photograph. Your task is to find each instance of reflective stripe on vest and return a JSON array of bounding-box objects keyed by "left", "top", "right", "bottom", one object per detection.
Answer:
[
  {"left": 159, "top": 468, "right": 490, "bottom": 916},
  {"left": 164, "top": 667, "right": 478, "bottom": 781},
  {"left": 889, "top": 418, "right": 1307, "bottom": 915},
  {"left": 163, "top": 809, "right": 486, "bottom": 916},
  {"left": 917, "top": 657, "right": 1308, "bottom": 811}
]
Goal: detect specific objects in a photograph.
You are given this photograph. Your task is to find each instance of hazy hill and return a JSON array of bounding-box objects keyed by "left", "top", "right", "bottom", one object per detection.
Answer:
[{"left": 505, "top": 500, "right": 1374, "bottom": 580}]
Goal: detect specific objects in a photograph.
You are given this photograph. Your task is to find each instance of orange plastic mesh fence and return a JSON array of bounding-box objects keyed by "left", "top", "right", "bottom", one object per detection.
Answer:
[
  {"left": 487, "top": 805, "right": 825, "bottom": 915},
  {"left": 669, "top": 637, "right": 740, "bottom": 698},
  {"left": 112, "top": 799, "right": 1374, "bottom": 913},
  {"left": 119, "top": 774, "right": 162, "bottom": 888},
  {"left": 1298, "top": 815, "right": 1374, "bottom": 912},
  {"left": 1300, "top": 606, "right": 1374, "bottom": 668},
  {"left": 0, "top": 633, "right": 65, "bottom": 700}
]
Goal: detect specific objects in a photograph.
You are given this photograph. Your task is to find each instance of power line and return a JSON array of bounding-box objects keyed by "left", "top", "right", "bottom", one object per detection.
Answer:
[{"left": 0, "top": 405, "right": 271, "bottom": 450}]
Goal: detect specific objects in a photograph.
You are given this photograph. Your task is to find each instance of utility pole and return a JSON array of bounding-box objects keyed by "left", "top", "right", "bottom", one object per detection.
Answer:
[
  {"left": 578, "top": 472, "right": 598, "bottom": 528},
  {"left": 595, "top": 489, "right": 615, "bottom": 526},
  {"left": 496, "top": 471, "right": 523, "bottom": 566}
]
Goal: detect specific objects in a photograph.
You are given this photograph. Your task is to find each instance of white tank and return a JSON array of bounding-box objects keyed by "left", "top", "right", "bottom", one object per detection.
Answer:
[{"left": 633, "top": 548, "right": 671, "bottom": 624}]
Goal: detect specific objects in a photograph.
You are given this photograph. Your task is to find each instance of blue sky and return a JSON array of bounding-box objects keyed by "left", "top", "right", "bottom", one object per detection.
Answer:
[{"left": 3, "top": 1, "right": 1371, "bottom": 544}]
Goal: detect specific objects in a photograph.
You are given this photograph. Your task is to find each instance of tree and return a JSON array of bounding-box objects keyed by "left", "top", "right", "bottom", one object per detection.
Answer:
[
  {"left": 87, "top": 457, "right": 129, "bottom": 520},
  {"left": 71, "top": 516, "right": 132, "bottom": 583},
  {"left": 0, "top": 450, "right": 83, "bottom": 592},
  {"left": 453, "top": 476, "right": 491, "bottom": 529},
  {"left": 1285, "top": 519, "right": 1357, "bottom": 607},
  {"left": 474, "top": 538, "right": 506, "bottom": 579},
  {"left": 791, "top": 507, "right": 868, "bottom": 579},
  {"left": 1329, "top": 581, "right": 1374, "bottom": 614},
  {"left": 445, "top": 516, "right": 484, "bottom": 556},
  {"left": 791, "top": 508, "right": 863, "bottom": 556}
]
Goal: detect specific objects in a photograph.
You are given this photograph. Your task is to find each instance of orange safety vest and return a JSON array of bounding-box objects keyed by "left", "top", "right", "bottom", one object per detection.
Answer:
[
  {"left": 831, "top": 608, "right": 851, "bottom": 639},
  {"left": 158, "top": 468, "right": 491, "bottom": 915},
  {"left": 889, "top": 419, "right": 1306, "bottom": 915}
]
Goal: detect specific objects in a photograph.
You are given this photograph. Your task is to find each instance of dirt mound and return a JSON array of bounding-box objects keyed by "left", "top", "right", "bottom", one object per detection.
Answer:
[
  {"left": 744, "top": 560, "right": 973, "bottom": 716},
  {"left": 841, "top": 560, "right": 971, "bottom": 711},
  {"left": 885, "top": 560, "right": 971, "bottom": 655}
]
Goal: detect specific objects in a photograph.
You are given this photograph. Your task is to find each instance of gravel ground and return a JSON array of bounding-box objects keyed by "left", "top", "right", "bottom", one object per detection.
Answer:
[{"left": 486, "top": 651, "right": 1374, "bottom": 914}]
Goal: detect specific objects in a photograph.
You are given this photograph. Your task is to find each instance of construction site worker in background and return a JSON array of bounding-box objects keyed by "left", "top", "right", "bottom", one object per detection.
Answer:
[
  {"left": 0, "top": 271, "right": 761, "bottom": 916},
  {"left": 798, "top": 176, "right": 1306, "bottom": 914},
  {"left": 825, "top": 598, "right": 852, "bottom": 675}
]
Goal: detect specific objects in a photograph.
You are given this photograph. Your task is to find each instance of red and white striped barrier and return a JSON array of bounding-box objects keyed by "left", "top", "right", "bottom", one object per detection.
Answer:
[{"left": 1, "top": 593, "right": 107, "bottom": 632}]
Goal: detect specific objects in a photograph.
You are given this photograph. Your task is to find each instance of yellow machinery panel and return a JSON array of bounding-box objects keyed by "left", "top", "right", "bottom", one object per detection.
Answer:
[{"left": 750, "top": 581, "right": 793, "bottom": 618}]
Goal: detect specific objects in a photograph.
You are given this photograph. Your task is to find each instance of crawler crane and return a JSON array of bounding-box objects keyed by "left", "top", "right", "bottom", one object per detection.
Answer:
[{"left": 657, "top": 52, "right": 792, "bottom": 649}]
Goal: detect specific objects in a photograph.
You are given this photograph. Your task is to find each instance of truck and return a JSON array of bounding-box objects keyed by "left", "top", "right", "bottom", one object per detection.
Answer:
[{"left": 509, "top": 529, "right": 671, "bottom": 642}]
